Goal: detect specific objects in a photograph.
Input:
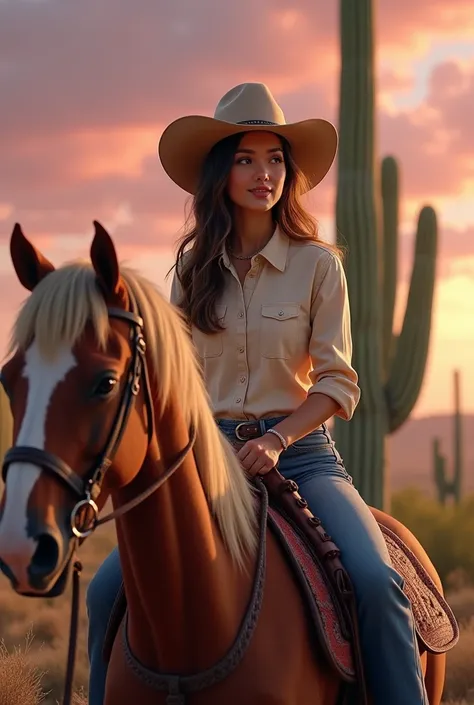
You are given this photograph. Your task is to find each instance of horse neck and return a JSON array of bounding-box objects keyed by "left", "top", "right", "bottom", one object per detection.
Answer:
[{"left": 112, "top": 402, "right": 253, "bottom": 674}]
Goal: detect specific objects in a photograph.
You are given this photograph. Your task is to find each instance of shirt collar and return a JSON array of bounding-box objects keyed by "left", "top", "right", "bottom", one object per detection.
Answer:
[{"left": 220, "top": 225, "right": 289, "bottom": 272}]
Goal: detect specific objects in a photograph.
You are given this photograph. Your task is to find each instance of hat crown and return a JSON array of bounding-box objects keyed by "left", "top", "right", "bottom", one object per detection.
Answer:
[{"left": 213, "top": 83, "right": 286, "bottom": 126}]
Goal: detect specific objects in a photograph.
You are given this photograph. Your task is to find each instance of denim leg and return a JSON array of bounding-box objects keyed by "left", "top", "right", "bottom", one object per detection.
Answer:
[
  {"left": 86, "top": 546, "right": 123, "bottom": 705},
  {"left": 276, "top": 437, "right": 428, "bottom": 705}
]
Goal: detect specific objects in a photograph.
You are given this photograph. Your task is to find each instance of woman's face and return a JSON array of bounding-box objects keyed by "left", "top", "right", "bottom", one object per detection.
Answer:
[{"left": 226, "top": 131, "right": 286, "bottom": 213}]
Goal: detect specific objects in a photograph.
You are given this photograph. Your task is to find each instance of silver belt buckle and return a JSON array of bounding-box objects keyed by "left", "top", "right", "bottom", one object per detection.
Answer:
[{"left": 234, "top": 422, "right": 248, "bottom": 441}]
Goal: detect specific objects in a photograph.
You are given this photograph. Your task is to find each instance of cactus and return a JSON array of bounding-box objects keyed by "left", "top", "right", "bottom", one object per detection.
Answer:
[
  {"left": 333, "top": 0, "right": 438, "bottom": 509},
  {"left": 433, "top": 370, "right": 463, "bottom": 505}
]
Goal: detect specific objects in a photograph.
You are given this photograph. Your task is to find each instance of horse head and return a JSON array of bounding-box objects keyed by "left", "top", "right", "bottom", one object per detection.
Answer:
[{"left": 0, "top": 222, "right": 152, "bottom": 595}]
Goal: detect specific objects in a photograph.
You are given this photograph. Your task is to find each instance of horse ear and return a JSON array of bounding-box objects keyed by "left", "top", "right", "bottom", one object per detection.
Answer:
[
  {"left": 90, "top": 221, "right": 122, "bottom": 298},
  {"left": 10, "top": 223, "right": 55, "bottom": 291}
]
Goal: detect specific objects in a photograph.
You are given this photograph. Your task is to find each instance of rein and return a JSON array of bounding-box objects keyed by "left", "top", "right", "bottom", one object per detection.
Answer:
[
  {"left": 2, "top": 286, "right": 197, "bottom": 705},
  {"left": 63, "top": 427, "right": 196, "bottom": 705}
]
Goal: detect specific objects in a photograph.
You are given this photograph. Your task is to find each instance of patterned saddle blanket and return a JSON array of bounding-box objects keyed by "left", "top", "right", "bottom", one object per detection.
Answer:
[{"left": 268, "top": 506, "right": 459, "bottom": 681}]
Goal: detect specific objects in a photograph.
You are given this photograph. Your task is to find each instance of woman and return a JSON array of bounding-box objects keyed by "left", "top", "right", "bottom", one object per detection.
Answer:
[{"left": 86, "top": 83, "right": 427, "bottom": 704}]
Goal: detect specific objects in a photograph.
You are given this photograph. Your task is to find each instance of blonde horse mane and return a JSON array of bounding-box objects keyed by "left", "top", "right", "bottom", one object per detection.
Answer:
[{"left": 9, "top": 261, "right": 257, "bottom": 567}]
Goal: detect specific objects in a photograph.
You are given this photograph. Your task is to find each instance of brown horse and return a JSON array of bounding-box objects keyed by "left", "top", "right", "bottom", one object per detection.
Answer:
[{"left": 0, "top": 222, "right": 449, "bottom": 704}]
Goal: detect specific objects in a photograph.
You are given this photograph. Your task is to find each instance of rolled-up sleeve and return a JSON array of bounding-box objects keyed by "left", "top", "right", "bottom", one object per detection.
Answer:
[{"left": 308, "top": 252, "right": 361, "bottom": 420}]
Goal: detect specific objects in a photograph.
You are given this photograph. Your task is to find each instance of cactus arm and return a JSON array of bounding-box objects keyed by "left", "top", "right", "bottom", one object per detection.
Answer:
[
  {"left": 433, "top": 437, "right": 447, "bottom": 504},
  {"left": 385, "top": 206, "right": 438, "bottom": 432},
  {"left": 453, "top": 369, "right": 463, "bottom": 503},
  {"left": 381, "top": 156, "right": 399, "bottom": 374},
  {"left": 432, "top": 370, "right": 464, "bottom": 505}
]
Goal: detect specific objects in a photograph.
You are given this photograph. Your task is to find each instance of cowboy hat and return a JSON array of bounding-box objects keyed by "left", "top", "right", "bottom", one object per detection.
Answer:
[{"left": 157, "top": 82, "right": 338, "bottom": 195}]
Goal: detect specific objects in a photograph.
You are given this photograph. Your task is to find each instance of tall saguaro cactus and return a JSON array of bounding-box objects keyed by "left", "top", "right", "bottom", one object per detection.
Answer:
[
  {"left": 334, "top": 0, "right": 438, "bottom": 508},
  {"left": 433, "top": 370, "right": 463, "bottom": 505}
]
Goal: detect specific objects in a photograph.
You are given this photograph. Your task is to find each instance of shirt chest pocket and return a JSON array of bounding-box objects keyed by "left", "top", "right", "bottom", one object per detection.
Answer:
[
  {"left": 260, "top": 303, "right": 302, "bottom": 360},
  {"left": 191, "top": 305, "right": 227, "bottom": 359}
]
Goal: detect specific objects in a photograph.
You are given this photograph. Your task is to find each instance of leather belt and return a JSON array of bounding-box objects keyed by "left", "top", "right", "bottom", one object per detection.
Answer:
[{"left": 234, "top": 421, "right": 262, "bottom": 441}]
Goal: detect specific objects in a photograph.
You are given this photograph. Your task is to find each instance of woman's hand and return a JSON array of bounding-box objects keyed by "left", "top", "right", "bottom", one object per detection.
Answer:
[{"left": 237, "top": 432, "right": 284, "bottom": 476}]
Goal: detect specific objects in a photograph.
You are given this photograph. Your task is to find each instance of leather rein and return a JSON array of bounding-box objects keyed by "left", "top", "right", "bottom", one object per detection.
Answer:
[{"left": 2, "top": 287, "right": 197, "bottom": 705}]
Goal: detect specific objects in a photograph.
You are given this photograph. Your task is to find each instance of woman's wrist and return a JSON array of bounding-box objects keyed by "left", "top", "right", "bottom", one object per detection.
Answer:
[{"left": 265, "top": 428, "right": 288, "bottom": 451}]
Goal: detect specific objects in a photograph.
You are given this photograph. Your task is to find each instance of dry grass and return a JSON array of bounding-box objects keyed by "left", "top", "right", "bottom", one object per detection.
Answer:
[
  {"left": 443, "top": 617, "right": 474, "bottom": 704},
  {"left": 441, "top": 588, "right": 474, "bottom": 704},
  {"left": 0, "top": 631, "right": 46, "bottom": 705},
  {"left": 0, "top": 522, "right": 474, "bottom": 704},
  {"left": 70, "top": 693, "right": 87, "bottom": 705}
]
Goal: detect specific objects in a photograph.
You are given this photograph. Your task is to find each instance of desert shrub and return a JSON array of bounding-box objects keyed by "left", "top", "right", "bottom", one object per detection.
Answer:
[
  {"left": 391, "top": 489, "right": 474, "bottom": 586},
  {"left": 443, "top": 618, "right": 474, "bottom": 703},
  {"left": 0, "top": 631, "right": 47, "bottom": 705}
]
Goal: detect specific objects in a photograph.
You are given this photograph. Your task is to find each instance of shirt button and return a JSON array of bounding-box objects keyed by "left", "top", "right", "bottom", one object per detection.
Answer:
[
  {"left": 236, "top": 397, "right": 242, "bottom": 403},
  {"left": 238, "top": 311, "right": 244, "bottom": 318},
  {"left": 278, "top": 310, "right": 284, "bottom": 316},
  {"left": 239, "top": 347, "right": 245, "bottom": 353},
  {"left": 240, "top": 376, "right": 246, "bottom": 383}
]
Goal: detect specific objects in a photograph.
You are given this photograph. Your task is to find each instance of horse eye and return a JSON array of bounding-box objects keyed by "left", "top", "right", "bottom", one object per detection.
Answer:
[{"left": 94, "top": 376, "right": 118, "bottom": 398}]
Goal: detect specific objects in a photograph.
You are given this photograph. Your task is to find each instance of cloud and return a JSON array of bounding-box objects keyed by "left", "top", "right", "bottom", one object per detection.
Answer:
[
  {"left": 377, "top": 0, "right": 474, "bottom": 45},
  {"left": 0, "top": 0, "right": 473, "bottom": 259},
  {"left": 426, "top": 60, "right": 474, "bottom": 153},
  {"left": 378, "top": 58, "right": 474, "bottom": 202},
  {"left": 0, "top": 0, "right": 336, "bottom": 142}
]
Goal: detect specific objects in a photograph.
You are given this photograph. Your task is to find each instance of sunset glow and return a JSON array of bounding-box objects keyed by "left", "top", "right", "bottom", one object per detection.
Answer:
[{"left": 0, "top": 0, "right": 472, "bottom": 418}]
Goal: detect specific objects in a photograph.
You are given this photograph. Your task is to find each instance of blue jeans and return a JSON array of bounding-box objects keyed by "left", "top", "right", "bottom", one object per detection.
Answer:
[{"left": 86, "top": 419, "right": 427, "bottom": 704}]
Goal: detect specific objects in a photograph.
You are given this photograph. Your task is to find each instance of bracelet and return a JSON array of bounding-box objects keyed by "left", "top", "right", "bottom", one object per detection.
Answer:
[{"left": 266, "top": 428, "right": 288, "bottom": 451}]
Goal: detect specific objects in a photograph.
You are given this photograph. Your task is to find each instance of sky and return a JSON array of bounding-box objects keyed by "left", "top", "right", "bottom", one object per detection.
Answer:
[{"left": 0, "top": 0, "right": 473, "bottom": 419}]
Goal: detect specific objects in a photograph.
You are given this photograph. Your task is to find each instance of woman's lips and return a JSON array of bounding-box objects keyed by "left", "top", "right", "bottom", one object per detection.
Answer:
[{"left": 249, "top": 187, "right": 272, "bottom": 199}]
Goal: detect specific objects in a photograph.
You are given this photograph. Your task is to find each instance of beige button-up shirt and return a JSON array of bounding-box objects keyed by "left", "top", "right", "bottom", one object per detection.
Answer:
[{"left": 170, "top": 227, "right": 360, "bottom": 422}]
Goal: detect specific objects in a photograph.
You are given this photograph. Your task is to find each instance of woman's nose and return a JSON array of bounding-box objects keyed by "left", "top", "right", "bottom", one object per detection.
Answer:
[{"left": 254, "top": 168, "right": 270, "bottom": 182}]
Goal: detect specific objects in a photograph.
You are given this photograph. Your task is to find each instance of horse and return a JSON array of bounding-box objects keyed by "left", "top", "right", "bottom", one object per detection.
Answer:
[{"left": 0, "top": 222, "right": 454, "bottom": 705}]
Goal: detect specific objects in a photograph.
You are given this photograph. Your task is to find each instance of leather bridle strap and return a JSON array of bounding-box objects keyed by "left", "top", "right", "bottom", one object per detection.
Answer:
[
  {"left": 2, "top": 445, "right": 85, "bottom": 496},
  {"left": 84, "top": 296, "right": 155, "bottom": 502},
  {"left": 94, "top": 423, "right": 197, "bottom": 527}
]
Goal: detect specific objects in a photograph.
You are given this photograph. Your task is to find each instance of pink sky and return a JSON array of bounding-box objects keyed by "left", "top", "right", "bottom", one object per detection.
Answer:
[{"left": 0, "top": 0, "right": 473, "bottom": 418}]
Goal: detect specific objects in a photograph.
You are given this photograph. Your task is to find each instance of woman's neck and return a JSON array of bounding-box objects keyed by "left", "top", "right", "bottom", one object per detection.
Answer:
[{"left": 231, "top": 210, "right": 275, "bottom": 257}]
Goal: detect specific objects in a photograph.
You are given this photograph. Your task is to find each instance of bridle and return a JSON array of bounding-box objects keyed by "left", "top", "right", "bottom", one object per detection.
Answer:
[{"left": 1, "top": 284, "right": 197, "bottom": 705}]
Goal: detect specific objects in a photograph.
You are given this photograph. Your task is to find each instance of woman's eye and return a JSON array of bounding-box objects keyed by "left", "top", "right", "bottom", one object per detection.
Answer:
[{"left": 94, "top": 377, "right": 118, "bottom": 398}]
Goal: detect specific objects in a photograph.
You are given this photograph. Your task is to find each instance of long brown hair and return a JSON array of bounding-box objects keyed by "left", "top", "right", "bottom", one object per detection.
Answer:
[{"left": 172, "top": 132, "right": 340, "bottom": 333}]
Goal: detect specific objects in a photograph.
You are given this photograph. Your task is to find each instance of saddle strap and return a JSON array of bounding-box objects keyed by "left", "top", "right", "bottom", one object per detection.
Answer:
[{"left": 261, "top": 468, "right": 369, "bottom": 705}]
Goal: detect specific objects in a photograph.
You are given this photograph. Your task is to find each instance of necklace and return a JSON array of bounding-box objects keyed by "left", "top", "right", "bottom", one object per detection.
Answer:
[{"left": 228, "top": 234, "right": 273, "bottom": 260}]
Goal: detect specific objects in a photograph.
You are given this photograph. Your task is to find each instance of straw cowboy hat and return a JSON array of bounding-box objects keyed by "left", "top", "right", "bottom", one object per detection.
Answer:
[{"left": 158, "top": 82, "right": 338, "bottom": 195}]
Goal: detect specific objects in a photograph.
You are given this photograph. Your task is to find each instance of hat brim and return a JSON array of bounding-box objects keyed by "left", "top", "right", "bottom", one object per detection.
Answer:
[{"left": 157, "top": 115, "right": 338, "bottom": 195}]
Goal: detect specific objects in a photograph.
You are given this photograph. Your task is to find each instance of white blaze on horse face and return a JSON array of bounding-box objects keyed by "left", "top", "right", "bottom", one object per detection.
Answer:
[{"left": 0, "top": 342, "right": 76, "bottom": 587}]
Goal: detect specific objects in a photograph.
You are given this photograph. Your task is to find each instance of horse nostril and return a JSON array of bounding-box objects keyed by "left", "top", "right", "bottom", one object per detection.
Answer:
[{"left": 30, "top": 533, "right": 60, "bottom": 577}]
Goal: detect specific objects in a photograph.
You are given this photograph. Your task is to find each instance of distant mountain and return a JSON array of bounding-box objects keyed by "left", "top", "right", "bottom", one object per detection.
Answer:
[{"left": 389, "top": 414, "right": 474, "bottom": 497}]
